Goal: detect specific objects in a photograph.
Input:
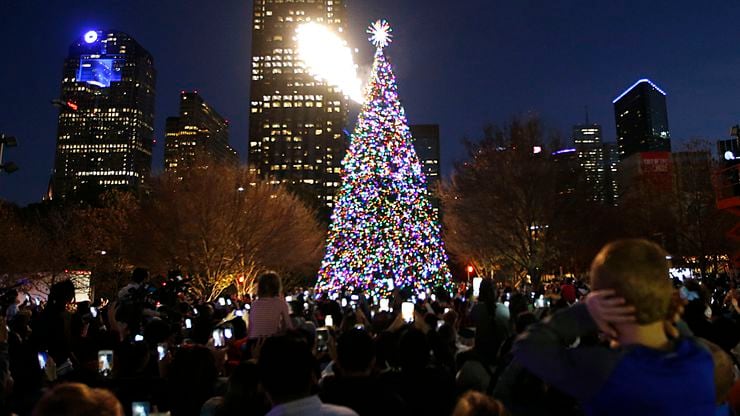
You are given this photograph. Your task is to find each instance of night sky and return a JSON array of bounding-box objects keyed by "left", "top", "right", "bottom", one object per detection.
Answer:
[{"left": 1, "top": 0, "right": 740, "bottom": 206}]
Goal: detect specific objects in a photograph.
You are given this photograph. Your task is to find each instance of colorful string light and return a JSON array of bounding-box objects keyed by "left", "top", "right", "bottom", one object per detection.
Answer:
[{"left": 315, "top": 21, "right": 453, "bottom": 299}]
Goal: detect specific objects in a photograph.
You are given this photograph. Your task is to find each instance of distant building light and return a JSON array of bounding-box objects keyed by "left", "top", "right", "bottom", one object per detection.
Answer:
[
  {"left": 533, "top": 146, "right": 542, "bottom": 154},
  {"left": 66, "top": 101, "right": 78, "bottom": 111},
  {"left": 552, "top": 148, "right": 576, "bottom": 155}
]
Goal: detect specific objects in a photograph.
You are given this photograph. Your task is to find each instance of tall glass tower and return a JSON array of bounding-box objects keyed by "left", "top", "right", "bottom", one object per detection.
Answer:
[
  {"left": 613, "top": 78, "right": 670, "bottom": 161},
  {"left": 165, "top": 91, "right": 238, "bottom": 178},
  {"left": 52, "top": 29, "right": 155, "bottom": 201},
  {"left": 248, "top": 0, "right": 348, "bottom": 208},
  {"left": 573, "top": 123, "right": 606, "bottom": 202}
]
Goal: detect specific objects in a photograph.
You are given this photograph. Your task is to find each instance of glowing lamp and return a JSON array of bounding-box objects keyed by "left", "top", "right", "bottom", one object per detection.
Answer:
[
  {"left": 84, "top": 30, "right": 98, "bottom": 44},
  {"left": 466, "top": 265, "right": 474, "bottom": 274}
]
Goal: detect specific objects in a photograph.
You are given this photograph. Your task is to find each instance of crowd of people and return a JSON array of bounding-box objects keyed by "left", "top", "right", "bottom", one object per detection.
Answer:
[{"left": 0, "top": 239, "right": 738, "bottom": 415}]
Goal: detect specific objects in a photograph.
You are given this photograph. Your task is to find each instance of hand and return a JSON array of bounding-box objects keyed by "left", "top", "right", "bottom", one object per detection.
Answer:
[
  {"left": 664, "top": 290, "right": 687, "bottom": 338},
  {"left": 584, "top": 290, "right": 635, "bottom": 338},
  {"left": 387, "top": 313, "right": 406, "bottom": 333}
]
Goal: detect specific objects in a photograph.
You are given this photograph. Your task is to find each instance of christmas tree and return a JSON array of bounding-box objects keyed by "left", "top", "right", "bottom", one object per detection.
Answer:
[{"left": 316, "top": 20, "right": 452, "bottom": 299}]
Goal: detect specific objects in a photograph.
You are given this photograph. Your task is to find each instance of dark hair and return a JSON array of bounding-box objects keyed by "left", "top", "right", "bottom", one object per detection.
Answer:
[
  {"left": 167, "top": 345, "right": 219, "bottom": 414},
  {"left": 337, "top": 328, "right": 375, "bottom": 373},
  {"left": 514, "top": 311, "right": 537, "bottom": 334},
  {"left": 131, "top": 268, "right": 149, "bottom": 284},
  {"left": 257, "top": 272, "right": 282, "bottom": 298},
  {"left": 48, "top": 280, "right": 76, "bottom": 307},
  {"left": 258, "top": 335, "right": 316, "bottom": 403},
  {"left": 32, "top": 383, "right": 123, "bottom": 416},
  {"left": 400, "top": 328, "right": 430, "bottom": 370}
]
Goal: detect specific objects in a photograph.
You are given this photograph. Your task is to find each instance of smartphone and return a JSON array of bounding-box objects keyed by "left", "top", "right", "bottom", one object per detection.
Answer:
[
  {"left": 341, "top": 298, "right": 347, "bottom": 308},
  {"left": 350, "top": 294, "right": 359, "bottom": 301},
  {"left": 535, "top": 297, "right": 545, "bottom": 308},
  {"left": 245, "top": 304, "right": 251, "bottom": 311},
  {"left": 504, "top": 301, "right": 510, "bottom": 308},
  {"left": 224, "top": 327, "right": 233, "bottom": 340},
  {"left": 218, "top": 298, "right": 226, "bottom": 306},
  {"left": 401, "top": 302, "right": 414, "bottom": 323},
  {"left": 226, "top": 299, "right": 232, "bottom": 306},
  {"left": 213, "top": 329, "right": 225, "bottom": 348},
  {"left": 131, "top": 401, "right": 150, "bottom": 416},
  {"left": 37, "top": 351, "right": 48, "bottom": 369},
  {"left": 324, "top": 315, "right": 334, "bottom": 327},
  {"left": 157, "top": 344, "right": 167, "bottom": 361},
  {"left": 34, "top": 297, "right": 41, "bottom": 306},
  {"left": 354, "top": 324, "right": 365, "bottom": 330},
  {"left": 437, "top": 320, "right": 444, "bottom": 330},
  {"left": 473, "top": 277, "right": 483, "bottom": 297},
  {"left": 98, "top": 350, "right": 114, "bottom": 376},
  {"left": 185, "top": 318, "right": 192, "bottom": 329},
  {"left": 316, "top": 327, "right": 329, "bottom": 352},
  {"left": 285, "top": 295, "right": 293, "bottom": 302},
  {"left": 379, "top": 298, "right": 390, "bottom": 312},
  {"left": 90, "top": 306, "right": 98, "bottom": 318},
  {"left": 134, "top": 334, "right": 144, "bottom": 342},
  {"left": 443, "top": 308, "right": 450, "bottom": 315}
]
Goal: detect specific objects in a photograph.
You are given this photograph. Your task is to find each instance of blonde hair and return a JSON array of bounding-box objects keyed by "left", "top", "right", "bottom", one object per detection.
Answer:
[
  {"left": 33, "top": 383, "right": 124, "bottom": 416},
  {"left": 452, "top": 391, "right": 509, "bottom": 416},
  {"left": 590, "top": 239, "right": 672, "bottom": 325}
]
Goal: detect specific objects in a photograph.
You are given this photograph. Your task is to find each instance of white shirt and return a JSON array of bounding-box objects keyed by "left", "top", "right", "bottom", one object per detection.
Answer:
[{"left": 266, "top": 395, "right": 358, "bottom": 416}]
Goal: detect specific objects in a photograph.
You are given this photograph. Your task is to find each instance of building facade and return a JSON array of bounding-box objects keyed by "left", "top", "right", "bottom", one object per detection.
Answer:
[
  {"left": 572, "top": 123, "right": 606, "bottom": 202},
  {"left": 248, "top": 0, "right": 348, "bottom": 208},
  {"left": 52, "top": 29, "right": 155, "bottom": 201},
  {"left": 613, "top": 78, "right": 671, "bottom": 161},
  {"left": 602, "top": 142, "right": 620, "bottom": 205},
  {"left": 410, "top": 124, "right": 441, "bottom": 215},
  {"left": 164, "top": 91, "right": 238, "bottom": 177}
]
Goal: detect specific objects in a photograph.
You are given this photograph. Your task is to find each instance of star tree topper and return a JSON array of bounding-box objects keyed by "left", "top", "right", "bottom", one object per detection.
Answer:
[{"left": 367, "top": 19, "right": 393, "bottom": 49}]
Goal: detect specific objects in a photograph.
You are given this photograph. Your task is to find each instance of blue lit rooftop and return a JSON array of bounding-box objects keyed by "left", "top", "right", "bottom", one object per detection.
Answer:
[{"left": 612, "top": 78, "right": 667, "bottom": 104}]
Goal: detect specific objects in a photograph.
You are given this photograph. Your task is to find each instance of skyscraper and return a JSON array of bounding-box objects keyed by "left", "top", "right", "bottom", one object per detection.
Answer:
[
  {"left": 52, "top": 29, "right": 155, "bottom": 201},
  {"left": 572, "top": 123, "right": 606, "bottom": 202},
  {"left": 164, "top": 91, "right": 238, "bottom": 177},
  {"left": 410, "top": 124, "right": 441, "bottom": 215},
  {"left": 613, "top": 78, "right": 670, "bottom": 160},
  {"left": 602, "top": 142, "right": 620, "bottom": 205},
  {"left": 248, "top": 0, "right": 348, "bottom": 208}
]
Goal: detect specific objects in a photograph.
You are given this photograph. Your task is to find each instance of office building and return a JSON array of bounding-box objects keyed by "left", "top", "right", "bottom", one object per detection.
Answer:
[
  {"left": 613, "top": 78, "right": 671, "bottom": 160},
  {"left": 410, "top": 125, "right": 441, "bottom": 189},
  {"left": 248, "top": 0, "right": 348, "bottom": 207},
  {"left": 572, "top": 123, "right": 606, "bottom": 202},
  {"left": 52, "top": 29, "right": 155, "bottom": 201},
  {"left": 410, "top": 124, "right": 441, "bottom": 215},
  {"left": 602, "top": 142, "right": 620, "bottom": 205},
  {"left": 164, "top": 91, "right": 238, "bottom": 177}
]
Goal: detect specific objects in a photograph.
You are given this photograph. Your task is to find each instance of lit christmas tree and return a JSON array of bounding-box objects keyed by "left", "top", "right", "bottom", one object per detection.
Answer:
[{"left": 316, "top": 20, "right": 452, "bottom": 299}]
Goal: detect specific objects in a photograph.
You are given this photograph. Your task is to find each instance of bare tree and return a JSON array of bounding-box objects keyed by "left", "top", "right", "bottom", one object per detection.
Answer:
[
  {"left": 134, "top": 165, "right": 324, "bottom": 301},
  {"left": 441, "top": 117, "right": 595, "bottom": 285}
]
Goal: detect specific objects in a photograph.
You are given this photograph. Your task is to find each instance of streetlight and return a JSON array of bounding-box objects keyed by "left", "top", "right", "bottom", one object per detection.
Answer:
[
  {"left": 466, "top": 265, "right": 474, "bottom": 282},
  {"left": 0, "top": 134, "right": 18, "bottom": 174}
]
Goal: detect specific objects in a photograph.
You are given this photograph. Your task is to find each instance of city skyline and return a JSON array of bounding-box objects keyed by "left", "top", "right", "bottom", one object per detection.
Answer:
[{"left": 2, "top": 0, "right": 740, "bottom": 205}]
